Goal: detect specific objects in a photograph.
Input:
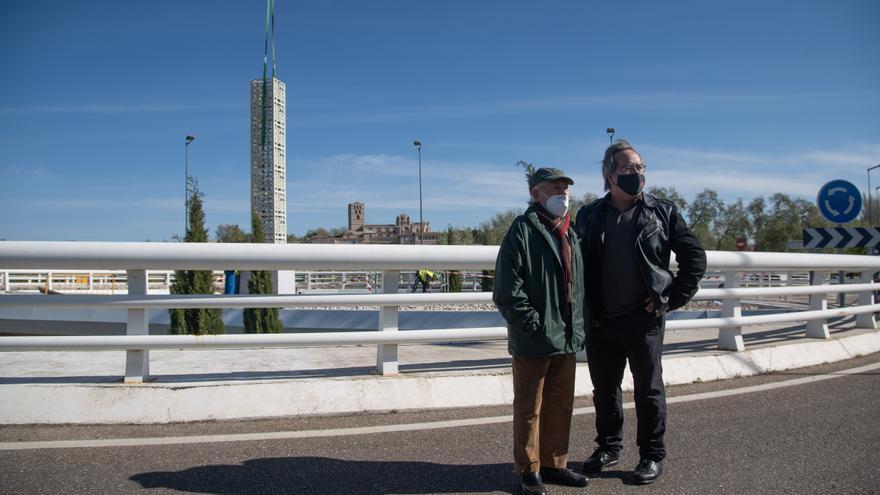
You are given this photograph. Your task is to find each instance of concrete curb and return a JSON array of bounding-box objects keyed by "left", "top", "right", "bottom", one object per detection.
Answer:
[{"left": 2, "top": 330, "right": 879, "bottom": 425}]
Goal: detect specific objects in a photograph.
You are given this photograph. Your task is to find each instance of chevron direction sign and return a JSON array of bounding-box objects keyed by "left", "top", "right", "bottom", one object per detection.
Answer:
[{"left": 802, "top": 227, "right": 880, "bottom": 249}]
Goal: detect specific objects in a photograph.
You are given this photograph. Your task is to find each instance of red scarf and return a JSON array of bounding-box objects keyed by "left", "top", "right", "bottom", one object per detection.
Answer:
[{"left": 536, "top": 207, "right": 573, "bottom": 303}]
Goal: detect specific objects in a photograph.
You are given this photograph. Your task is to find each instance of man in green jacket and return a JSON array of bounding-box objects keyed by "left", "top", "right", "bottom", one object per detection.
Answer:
[{"left": 493, "top": 167, "right": 589, "bottom": 495}]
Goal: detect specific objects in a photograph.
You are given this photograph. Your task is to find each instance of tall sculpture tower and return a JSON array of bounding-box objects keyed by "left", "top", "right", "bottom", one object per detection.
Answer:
[
  {"left": 249, "top": 77, "right": 287, "bottom": 244},
  {"left": 250, "top": 0, "right": 286, "bottom": 244}
]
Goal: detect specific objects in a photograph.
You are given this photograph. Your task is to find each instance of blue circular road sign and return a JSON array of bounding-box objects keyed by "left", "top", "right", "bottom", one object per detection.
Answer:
[{"left": 817, "top": 180, "right": 862, "bottom": 224}]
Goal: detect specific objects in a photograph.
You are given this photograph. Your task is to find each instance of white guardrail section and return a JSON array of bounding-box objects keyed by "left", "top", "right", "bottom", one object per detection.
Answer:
[{"left": 1, "top": 241, "right": 879, "bottom": 382}]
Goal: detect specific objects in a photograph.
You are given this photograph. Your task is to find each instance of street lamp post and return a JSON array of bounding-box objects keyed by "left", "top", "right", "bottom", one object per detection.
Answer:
[
  {"left": 185, "top": 135, "right": 195, "bottom": 232},
  {"left": 868, "top": 164, "right": 880, "bottom": 225},
  {"left": 413, "top": 140, "right": 423, "bottom": 244},
  {"left": 606, "top": 128, "right": 615, "bottom": 144}
]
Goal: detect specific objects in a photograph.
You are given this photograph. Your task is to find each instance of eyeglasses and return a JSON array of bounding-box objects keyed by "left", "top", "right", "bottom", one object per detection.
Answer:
[{"left": 615, "top": 163, "right": 646, "bottom": 174}]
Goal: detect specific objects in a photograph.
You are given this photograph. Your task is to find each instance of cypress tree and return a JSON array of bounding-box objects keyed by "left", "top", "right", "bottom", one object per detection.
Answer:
[
  {"left": 480, "top": 270, "right": 493, "bottom": 292},
  {"left": 243, "top": 210, "right": 282, "bottom": 333},
  {"left": 168, "top": 179, "right": 225, "bottom": 335},
  {"left": 445, "top": 225, "right": 462, "bottom": 293},
  {"left": 169, "top": 270, "right": 188, "bottom": 335}
]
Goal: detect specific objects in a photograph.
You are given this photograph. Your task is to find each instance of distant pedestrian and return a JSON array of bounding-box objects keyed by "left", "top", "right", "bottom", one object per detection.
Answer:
[
  {"left": 493, "top": 166, "right": 589, "bottom": 495},
  {"left": 574, "top": 139, "right": 706, "bottom": 485}
]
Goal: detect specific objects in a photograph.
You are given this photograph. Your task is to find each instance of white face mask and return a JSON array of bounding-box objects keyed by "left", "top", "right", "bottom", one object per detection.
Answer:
[{"left": 543, "top": 194, "right": 569, "bottom": 217}]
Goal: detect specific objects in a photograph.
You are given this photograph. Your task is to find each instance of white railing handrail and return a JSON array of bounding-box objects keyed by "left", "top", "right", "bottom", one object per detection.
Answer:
[
  {"left": 705, "top": 251, "right": 880, "bottom": 270},
  {"left": 2, "top": 282, "right": 879, "bottom": 309},
  {"left": 3, "top": 302, "right": 878, "bottom": 352},
  {"left": 0, "top": 242, "right": 499, "bottom": 271},
  {"left": 0, "top": 327, "right": 510, "bottom": 351},
  {"left": 1, "top": 241, "right": 879, "bottom": 381},
  {"left": 0, "top": 292, "right": 493, "bottom": 309},
  {"left": 3, "top": 241, "right": 880, "bottom": 271},
  {"left": 667, "top": 302, "right": 880, "bottom": 330},
  {"left": 693, "top": 282, "right": 880, "bottom": 300}
]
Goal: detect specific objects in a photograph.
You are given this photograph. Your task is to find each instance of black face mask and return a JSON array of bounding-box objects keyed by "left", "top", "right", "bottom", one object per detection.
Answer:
[{"left": 616, "top": 173, "right": 644, "bottom": 196}]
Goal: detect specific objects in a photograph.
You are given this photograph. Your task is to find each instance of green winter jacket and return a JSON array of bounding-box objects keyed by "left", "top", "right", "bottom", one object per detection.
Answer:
[{"left": 492, "top": 205, "right": 586, "bottom": 357}]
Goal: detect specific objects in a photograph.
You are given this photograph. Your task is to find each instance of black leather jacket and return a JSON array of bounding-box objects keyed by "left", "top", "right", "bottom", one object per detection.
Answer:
[{"left": 574, "top": 192, "right": 706, "bottom": 323}]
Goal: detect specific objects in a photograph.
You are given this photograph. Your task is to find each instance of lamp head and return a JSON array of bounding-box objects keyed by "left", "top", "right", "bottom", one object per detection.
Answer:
[{"left": 413, "top": 140, "right": 421, "bottom": 148}]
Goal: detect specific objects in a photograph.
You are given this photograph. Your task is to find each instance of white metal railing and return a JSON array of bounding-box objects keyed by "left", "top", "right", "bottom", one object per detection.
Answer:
[
  {"left": 1, "top": 241, "right": 879, "bottom": 383},
  {"left": 0, "top": 269, "right": 490, "bottom": 294}
]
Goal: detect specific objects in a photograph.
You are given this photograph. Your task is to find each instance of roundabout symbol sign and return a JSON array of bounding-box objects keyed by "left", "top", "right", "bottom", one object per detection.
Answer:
[{"left": 817, "top": 180, "right": 861, "bottom": 224}]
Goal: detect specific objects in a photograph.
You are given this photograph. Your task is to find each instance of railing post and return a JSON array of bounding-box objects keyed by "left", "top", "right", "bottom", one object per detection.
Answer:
[
  {"left": 719, "top": 270, "right": 744, "bottom": 351},
  {"left": 783, "top": 271, "right": 792, "bottom": 302},
  {"left": 124, "top": 269, "right": 150, "bottom": 383},
  {"left": 376, "top": 269, "right": 400, "bottom": 375},
  {"left": 856, "top": 270, "right": 877, "bottom": 329},
  {"left": 2, "top": 271, "right": 7, "bottom": 292},
  {"left": 806, "top": 270, "right": 830, "bottom": 339}
]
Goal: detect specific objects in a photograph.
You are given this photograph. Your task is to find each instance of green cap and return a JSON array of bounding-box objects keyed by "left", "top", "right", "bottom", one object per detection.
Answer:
[{"left": 529, "top": 167, "right": 574, "bottom": 189}]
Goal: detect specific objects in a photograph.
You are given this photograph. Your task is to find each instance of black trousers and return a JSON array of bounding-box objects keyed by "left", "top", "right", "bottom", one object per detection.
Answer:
[{"left": 586, "top": 308, "right": 666, "bottom": 462}]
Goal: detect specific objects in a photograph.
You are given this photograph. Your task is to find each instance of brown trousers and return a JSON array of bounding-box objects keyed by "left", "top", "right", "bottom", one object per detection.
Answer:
[{"left": 512, "top": 353, "right": 577, "bottom": 475}]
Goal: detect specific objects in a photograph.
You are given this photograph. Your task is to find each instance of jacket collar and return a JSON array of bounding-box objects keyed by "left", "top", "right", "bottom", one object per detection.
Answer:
[
  {"left": 525, "top": 204, "right": 565, "bottom": 266},
  {"left": 601, "top": 191, "right": 658, "bottom": 209}
]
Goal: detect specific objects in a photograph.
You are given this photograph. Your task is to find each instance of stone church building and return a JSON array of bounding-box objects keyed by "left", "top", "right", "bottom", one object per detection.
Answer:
[{"left": 309, "top": 202, "right": 439, "bottom": 244}]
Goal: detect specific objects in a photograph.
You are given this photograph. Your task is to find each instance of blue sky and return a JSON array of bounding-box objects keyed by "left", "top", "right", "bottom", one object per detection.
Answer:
[{"left": 1, "top": 0, "right": 878, "bottom": 241}]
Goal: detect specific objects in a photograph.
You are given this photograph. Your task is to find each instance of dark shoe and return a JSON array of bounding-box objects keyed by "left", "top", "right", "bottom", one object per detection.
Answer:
[
  {"left": 520, "top": 472, "right": 549, "bottom": 495},
  {"left": 632, "top": 459, "right": 662, "bottom": 485},
  {"left": 540, "top": 467, "right": 590, "bottom": 487},
  {"left": 582, "top": 449, "right": 620, "bottom": 473}
]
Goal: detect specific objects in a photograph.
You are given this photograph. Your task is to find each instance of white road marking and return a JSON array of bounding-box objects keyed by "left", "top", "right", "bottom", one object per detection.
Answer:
[{"left": 2, "top": 360, "right": 878, "bottom": 451}]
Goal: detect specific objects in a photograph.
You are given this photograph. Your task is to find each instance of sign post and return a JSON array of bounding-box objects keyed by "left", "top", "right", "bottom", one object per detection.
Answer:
[{"left": 813, "top": 180, "right": 862, "bottom": 306}]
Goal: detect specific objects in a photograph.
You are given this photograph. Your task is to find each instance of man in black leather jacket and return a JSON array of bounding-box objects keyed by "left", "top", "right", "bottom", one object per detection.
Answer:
[{"left": 574, "top": 139, "right": 706, "bottom": 485}]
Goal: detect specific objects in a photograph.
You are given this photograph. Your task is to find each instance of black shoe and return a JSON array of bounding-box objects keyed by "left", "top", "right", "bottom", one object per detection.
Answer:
[
  {"left": 539, "top": 467, "right": 590, "bottom": 487},
  {"left": 582, "top": 449, "right": 620, "bottom": 473},
  {"left": 520, "top": 472, "right": 549, "bottom": 495},
  {"left": 632, "top": 459, "right": 662, "bottom": 485}
]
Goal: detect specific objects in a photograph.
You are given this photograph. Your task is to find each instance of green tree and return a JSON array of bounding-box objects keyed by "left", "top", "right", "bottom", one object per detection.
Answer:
[
  {"left": 216, "top": 224, "right": 249, "bottom": 243},
  {"left": 569, "top": 192, "right": 599, "bottom": 224},
  {"left": 647, "top": 186, "right": 688, "bottom": 211},
  {"left": 480, "top": 270, "right": 494, "bottom": 292},
  {"left": 170, "top": 179, "right": 225, "bottom": 335},
  {"left": 169, "top": 270, "right": 188, "bottom": 335},
  {"left": 474, "top": 209, "right": 521, "bottom": 292},
  {"left": 444, "top": 225, "right": 463, "bottom": 293},
  {"left": 750, "top": 193, "right": 829, "bottom": 252},
  {"left": 475, "top": 208, "right": 521, "bottom": 245},
  {"left": 687, "top": 189, "right": 725, "bottom": 249},
  {"left": 714, "top": 199, "right": 751, "bottom": 250},
  {"left": 301, "top": 226, "right": 346, "bottom": 242},
  {"left": 439, "top": 225, "right": 476, "bottom": 245},
  {"left": 243, "top": 210, "right": 282, "bottom": 334},
  {"left": 747, "top": 196, "right": 769, "bottom": 250}
]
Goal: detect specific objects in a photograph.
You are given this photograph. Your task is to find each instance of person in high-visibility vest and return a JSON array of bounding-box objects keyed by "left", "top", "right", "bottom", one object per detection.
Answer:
[{"left": 411, "top": 269, "right": 435, "bottom": 293}]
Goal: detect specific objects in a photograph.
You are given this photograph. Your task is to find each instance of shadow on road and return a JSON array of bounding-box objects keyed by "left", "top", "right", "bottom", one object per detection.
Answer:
[
  {"left": 663, "top": 316, "right": 853, "bottom": 356},
  {"left": 131, "top": 456, "right": 516, "bottom": 494},
  {"left": 0, "top": 358, "right": 512, "bottom": 385}
]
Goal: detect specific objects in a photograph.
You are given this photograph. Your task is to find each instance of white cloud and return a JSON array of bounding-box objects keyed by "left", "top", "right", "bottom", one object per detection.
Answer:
[
  {"left": 2, "top": 165, "right": 55, "bottom": 178},
  {"left": 288, "top": 90, "right": 878, "bottom": 127},
  {"left": 635, "top": 142, "right": 880, "bottom": 203},
  {"left": 0, "top": 102, "right": 242, "bottom": 114}
]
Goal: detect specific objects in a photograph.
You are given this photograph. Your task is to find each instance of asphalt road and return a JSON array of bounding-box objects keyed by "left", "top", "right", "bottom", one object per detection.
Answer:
[{"left": 1, "top": 352, "right": 878, "bottom": 495}]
